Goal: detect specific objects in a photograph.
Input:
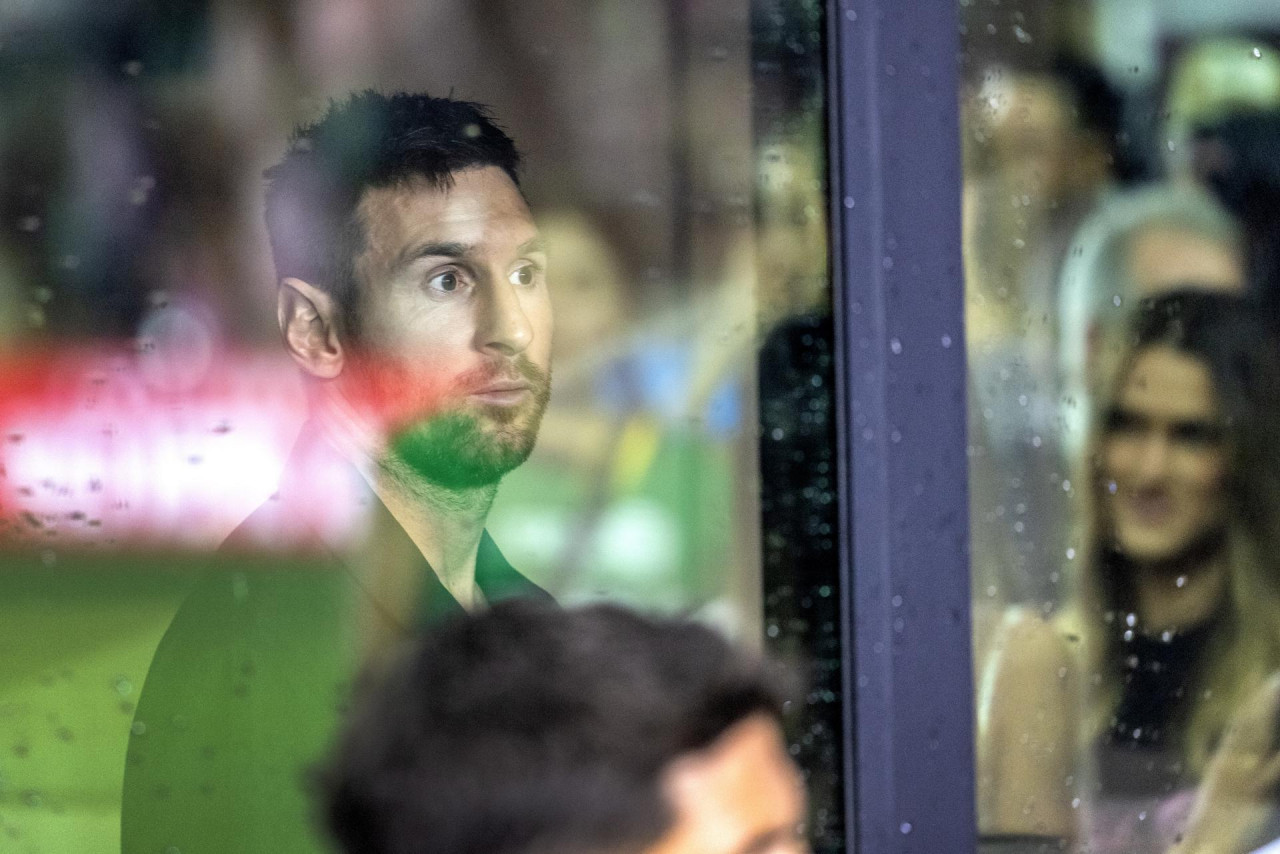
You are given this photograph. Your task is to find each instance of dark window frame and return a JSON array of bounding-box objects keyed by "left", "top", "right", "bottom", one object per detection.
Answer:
[{"left": 827, "top": 1, "right": 976, "bottom": 851}]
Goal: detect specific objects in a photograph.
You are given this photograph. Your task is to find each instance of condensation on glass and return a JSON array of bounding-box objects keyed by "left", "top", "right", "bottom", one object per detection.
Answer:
[
  {"left": 964, "top": 2, "right": 1280, "bottom": 853},
  {"left": 0, "top": 1, "right": 841, "bottom": 852}
]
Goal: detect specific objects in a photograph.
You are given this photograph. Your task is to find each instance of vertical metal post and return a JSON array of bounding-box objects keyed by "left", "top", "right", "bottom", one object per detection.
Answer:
[{"left": 828, "top": 1, "right": 976, "bottom": 851}]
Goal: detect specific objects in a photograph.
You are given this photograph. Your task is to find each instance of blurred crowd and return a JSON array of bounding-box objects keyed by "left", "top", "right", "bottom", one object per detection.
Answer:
[{"left": 967, "top": 28, "right": 1280, "bottom": 854}]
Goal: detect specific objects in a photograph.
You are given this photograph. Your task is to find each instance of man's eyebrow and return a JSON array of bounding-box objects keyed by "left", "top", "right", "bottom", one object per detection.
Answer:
[{"left": 396, "top": 241, "right": 471, "bottom": 271}]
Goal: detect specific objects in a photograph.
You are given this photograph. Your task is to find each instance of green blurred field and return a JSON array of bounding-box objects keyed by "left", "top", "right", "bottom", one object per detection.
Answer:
[{"left": 0, "top": 552, "right": 198, "bottom": 854}]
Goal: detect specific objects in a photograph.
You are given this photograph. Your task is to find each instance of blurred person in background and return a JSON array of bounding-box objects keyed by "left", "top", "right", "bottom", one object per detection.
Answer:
[
  {"left": 1191, "top": 108, "right": 1280, "bottom": 325},
  {"left": 983, "top": 291, "right": 1280, "bottom": 854},
  {"left": 321, "top": 600, "right": 809, "bottom": 854},
  {"left": 1067, "top": 291, "right": 1280, "bottom": 853},
  {"left": 1056, "top": 184, "right": 1245, "bottom": 464},
  {"left": 122, "top": 91, "right": 554, "bottom": 854},
  {"left": 1161, "top": 37, "right": 1280, "bottom": 184},
  {"left": 965, "top": 54, "right": 1127, "bottom": 619}
]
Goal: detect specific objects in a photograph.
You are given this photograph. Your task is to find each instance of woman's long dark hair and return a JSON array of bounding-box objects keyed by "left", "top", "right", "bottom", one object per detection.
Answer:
[{"left": 1070, "top": 288, "right": 1280, "bottom": 773}]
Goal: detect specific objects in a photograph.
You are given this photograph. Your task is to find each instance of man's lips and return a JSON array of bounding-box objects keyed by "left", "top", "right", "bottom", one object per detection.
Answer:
[{"left": 467, "top": 381, "right": 533, "bottom": 405}]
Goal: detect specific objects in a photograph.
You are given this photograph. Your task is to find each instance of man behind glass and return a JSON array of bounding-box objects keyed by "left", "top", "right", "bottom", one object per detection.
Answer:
[{"left": 122, "top": 91, "right": 554, "bottom": 854}]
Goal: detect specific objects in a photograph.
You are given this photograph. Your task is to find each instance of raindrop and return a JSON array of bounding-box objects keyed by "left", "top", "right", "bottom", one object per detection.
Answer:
[
  {"left": 1112, "top": 294, "right": 1123, "bottom": 307},
  {"left": 131, "top": 721, "right": 147, "bottom": 736},
  {"left": 889, "top": 338, "right": 902, "bottom": 355},
  {"left": 113, "top": 676, "right": 134, "bottom": 696},
  {"left": 1107, "top": 481, "right": 1118, "bottom": 494},
  {"left": 1254, "top": 47, "right": 1263, "bottom": 59},
  {"left": 843, "top": 196, "right": 855, "bottom": 209},
  {"left": 1175, "top": 575, "right": 1186, "bottom": 588},
  {"left": 17, "top": 215, "right": 41, "bottom": 232},
  {"left": 941, "top": 334, "right": 952, "bottom": 348},
  {"left": 1071, "top": 798, "right": 1081, "bottom": 809},
  {"left": 1062, "top": 479, "right": 1072, "bottom": 492},
  {"left": 900, "top": 822, "right": 913, "bottom": 835},
  {"left": 123, "top": 60, "right": 143, "bottom": 76},
  {"left": 891, "top": 595, "right": 903, "bottom": 607},
  {"left": 463, "top": 123, "right": 482, "bottom": 139},
  {"left": 1066, "top": 547, "right": 1076, "bottom": 560},
  {"left": 1013, "top": 26, "right": 1032, "bottom": 44},
  {"left": 1125, "top": 613, "right": 1137, "bottom": 627}
]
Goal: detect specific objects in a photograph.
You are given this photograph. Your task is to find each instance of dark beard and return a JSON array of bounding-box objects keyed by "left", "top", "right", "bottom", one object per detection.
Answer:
[{"left": 387, "top": 364, "right": 550, "bottom": 490}]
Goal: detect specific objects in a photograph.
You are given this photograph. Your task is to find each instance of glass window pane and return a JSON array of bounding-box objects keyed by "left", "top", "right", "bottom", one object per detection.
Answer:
[
  {"left": 965, "top": 3, "right": 1280, "bottom": 853},
  {"left": 0, "top": 2, "right": 839, "bottom": 851}
]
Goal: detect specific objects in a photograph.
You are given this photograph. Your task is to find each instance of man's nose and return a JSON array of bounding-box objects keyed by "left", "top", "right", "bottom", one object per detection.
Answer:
[{"left": 476, "top": 277, "right": 533, "bottom": 356}]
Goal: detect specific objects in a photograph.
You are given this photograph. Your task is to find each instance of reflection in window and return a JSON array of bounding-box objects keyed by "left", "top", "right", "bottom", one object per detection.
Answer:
[{"left": 0, "top": 1, "right": 840, "bottom": 851}]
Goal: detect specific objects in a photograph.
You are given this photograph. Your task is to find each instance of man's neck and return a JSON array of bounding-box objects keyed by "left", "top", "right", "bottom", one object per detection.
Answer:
[
  {"left": 313, "top": 389, "right": 497, "bottom": 609},
  {"left": 374, "top": 454, "right": 497, "bottom": 608}
]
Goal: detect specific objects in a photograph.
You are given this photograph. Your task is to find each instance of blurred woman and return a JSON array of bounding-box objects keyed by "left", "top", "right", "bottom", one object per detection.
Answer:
[
  {"left": 978, "top": 290, "right": 1280, "bottom": 853},
  {"left": 1063, "top": 290, "right": 1280, "bottom": 852}
]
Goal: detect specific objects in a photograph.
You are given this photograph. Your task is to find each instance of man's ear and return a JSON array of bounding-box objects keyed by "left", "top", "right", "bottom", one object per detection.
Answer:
[{"left": 278, "top": 278, "right": 345, "bottom": 379}]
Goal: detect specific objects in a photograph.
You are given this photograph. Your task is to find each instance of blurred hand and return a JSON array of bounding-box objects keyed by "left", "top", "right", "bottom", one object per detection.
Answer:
[{"left": 1173, "top": 674, "right": 1280, "bottom": 854}]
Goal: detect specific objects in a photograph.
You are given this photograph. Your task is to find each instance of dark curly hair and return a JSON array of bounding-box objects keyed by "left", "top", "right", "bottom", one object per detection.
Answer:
[{"left": 320, "top": 601, "right": 789, "bottom": 854}]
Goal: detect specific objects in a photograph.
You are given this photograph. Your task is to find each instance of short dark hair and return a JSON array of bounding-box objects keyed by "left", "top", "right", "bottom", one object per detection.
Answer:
[
  {"left": 321, "top": 602, "right": 788, "bottom": 854},
  {"left": 264, "top": 91, "right": 522, "bottom": 334}
]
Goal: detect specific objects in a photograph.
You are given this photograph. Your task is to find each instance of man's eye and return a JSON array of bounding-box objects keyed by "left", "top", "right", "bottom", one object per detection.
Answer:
[
  {"left": 428, "top": 271, "right": 460, "bottom": 292},
  {"left": 510, "top": 264, "right": 537, "bottom": 286}
]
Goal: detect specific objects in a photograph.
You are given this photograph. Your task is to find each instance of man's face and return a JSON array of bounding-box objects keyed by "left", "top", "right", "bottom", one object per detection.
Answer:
[
  {"left": 345, "top": 166, "right": 552, "bottom": 489},
  {"left": 646, "top": 714, "right": 809, "bottom": 854}
]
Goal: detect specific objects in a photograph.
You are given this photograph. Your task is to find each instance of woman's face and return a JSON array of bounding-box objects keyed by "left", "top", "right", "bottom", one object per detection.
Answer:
[{"left": 1102, "top": 345, "right": 1230, "bottom": 564}]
